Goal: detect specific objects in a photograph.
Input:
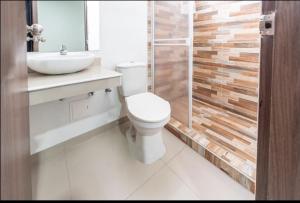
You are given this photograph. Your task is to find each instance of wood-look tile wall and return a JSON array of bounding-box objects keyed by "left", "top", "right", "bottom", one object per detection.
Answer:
[
  {"left": 148, "top": 1, "right": 261, "bottom": 124},
  {"left": 154, "top": 46, "right": 189, "bottom": 101},
  {"left": 193, "top": 1, "right": 261, "bottom": 123},
  {"left": 154, "top": 1, "right": 189, "bottom": 39}
]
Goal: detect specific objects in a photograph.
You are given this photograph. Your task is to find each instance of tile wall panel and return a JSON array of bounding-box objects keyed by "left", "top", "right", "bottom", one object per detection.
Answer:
[
  {"left": 154, "top": 1, "right": 189, "bottom": 39},
  {"left": 193, "top": 1, "right": 261, "bottom": 122}
]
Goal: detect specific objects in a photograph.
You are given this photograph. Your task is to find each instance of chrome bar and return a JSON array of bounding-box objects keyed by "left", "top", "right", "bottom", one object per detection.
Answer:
[{"left": 153, "top": 43, "right": 189, "bottom": 46}]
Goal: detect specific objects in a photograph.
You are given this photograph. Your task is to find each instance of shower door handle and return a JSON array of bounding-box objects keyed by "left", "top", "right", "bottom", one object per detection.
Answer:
[{"left": 154, "top": 38, "right": 190, "bottom": 46}]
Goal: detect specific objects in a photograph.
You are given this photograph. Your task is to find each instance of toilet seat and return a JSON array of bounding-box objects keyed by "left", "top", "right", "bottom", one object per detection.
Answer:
[{"left": 126, "top": 92, "right": 171, "bottom": 123}]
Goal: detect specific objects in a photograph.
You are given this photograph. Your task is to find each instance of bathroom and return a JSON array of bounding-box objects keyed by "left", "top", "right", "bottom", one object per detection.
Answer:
[{"left": 1, "top": 0, "right": 300, "bottom": 201}]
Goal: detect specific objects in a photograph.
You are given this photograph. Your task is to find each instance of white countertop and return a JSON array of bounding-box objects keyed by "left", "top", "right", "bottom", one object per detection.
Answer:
[{"left": 28, "top": 64, "right": 122, "bottom": 92}]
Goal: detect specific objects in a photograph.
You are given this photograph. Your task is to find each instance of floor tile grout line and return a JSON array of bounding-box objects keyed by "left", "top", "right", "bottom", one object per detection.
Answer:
[
  {"left": 165, "top": 164, "right": 201, "bottom": 200},
  {"left": 167, "top": 146, "right": 255, "bottom": 200},
  {"left": 124, "top": 162, "right": 168, "bottom": 200},
  {"left": 125, "top": 145, "right": 188, "bottom": 200},
  {"left": 161, "top": 144, "right": 187, "bottom": 165},
  {"left": 166, "top": 147, "right": 254, "bottom": 200},
  {"left": 124, "top": 134, "right": 187, "bottom": 199},
  {"left": 166, "top": 149, "right": 202, "bottom": 200},
  {"left": 62, "top": 144, "right": 73, "bottom": 200},
  {"left": 125, "top": 134, "right": 187, "bottom": 199},
  {"left": 35, "top": 126, "right": 191, "bottom": 200}
]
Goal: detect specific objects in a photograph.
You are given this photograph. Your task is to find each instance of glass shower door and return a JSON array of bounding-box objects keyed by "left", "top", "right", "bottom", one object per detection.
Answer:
[{"left": 152, "top": 1, "right": 193, "bottom": 127}]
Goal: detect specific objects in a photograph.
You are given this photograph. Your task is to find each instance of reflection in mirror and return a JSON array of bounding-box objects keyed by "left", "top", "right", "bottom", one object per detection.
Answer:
[
  {"left": 26, "top": 0, "right": 100, "bottom": 52},
  {"left": 37, "top": 1, "right": 85, "bottom": 52}
]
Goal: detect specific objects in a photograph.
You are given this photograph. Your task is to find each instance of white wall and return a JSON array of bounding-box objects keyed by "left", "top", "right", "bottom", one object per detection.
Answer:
[
  {"left": 99, "top": 1, "right": 148, "bottom": 69},
  {"left": 87, "top": 1, "right": 101, "bottom": 51},
  {"left": 30, "top": 1, "right": 148, "bottom": 154}
]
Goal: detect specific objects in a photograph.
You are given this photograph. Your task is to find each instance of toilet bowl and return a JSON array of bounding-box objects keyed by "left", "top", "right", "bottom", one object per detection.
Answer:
[
  {"left": 116, "top": 62, "right": 171, "bottom": 164},
  {"left": 125, "top": 92, "right": 170, "bottom": 164}
]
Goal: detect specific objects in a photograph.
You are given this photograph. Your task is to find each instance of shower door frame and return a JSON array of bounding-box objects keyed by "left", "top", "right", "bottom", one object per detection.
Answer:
[{"left": 151, "top": 1, "right": 194, "bottom": 128}]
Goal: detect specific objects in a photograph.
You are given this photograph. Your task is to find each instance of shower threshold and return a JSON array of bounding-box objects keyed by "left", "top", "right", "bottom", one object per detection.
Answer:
[{"left": 166, "top": 100, "right": 257, "bottom": 193}]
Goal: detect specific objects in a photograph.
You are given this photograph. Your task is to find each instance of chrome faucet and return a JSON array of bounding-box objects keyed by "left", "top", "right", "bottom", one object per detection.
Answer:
[
  {"left": 60, "top": 44, "right": 68, "bottom": 55},
  {"left": 27, "top": 24, "right": 46, "bottom": 42}
]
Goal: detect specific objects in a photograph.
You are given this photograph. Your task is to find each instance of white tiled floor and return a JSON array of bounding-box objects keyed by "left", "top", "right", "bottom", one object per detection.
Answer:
[{"left": 31, "top": 123, "right": 255, "bottom": 200}]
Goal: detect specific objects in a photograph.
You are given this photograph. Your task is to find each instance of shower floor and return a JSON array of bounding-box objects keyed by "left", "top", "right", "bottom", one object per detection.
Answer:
[{"left": 167, "top": 98, "right": 257, "bottom": 192}]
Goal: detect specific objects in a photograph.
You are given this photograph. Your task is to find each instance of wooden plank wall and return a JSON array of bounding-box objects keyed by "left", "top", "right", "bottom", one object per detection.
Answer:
[{"left": 193, "top": 1, "right": 261, "bottom": 124}]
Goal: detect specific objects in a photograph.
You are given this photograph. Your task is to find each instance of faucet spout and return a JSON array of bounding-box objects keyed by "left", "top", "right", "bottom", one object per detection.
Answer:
[{"left": 60, "top": 44, "right": 68, "bottom": 55}]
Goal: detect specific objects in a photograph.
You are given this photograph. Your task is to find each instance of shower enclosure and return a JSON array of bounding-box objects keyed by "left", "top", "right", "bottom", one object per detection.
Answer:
[
  {"left": 151, "top": 1, "right": 193, "bottom": 127},
  {"left": 149, "top": 1, "right": 261, "bottom": 193}
]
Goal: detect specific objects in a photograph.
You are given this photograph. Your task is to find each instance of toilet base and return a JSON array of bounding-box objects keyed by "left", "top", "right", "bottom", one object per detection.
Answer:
[{"left": 126, "top": 125, "right": 166, "bottom": 164}]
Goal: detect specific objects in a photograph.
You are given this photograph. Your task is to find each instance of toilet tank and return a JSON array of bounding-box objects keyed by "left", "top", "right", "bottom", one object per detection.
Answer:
[{"left": 116, "top": 62, "right": 147, "bottom": 97}]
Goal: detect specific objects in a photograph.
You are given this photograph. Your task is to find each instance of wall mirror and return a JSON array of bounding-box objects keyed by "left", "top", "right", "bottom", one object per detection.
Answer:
[{"left": 26, "top": 0, "right": 100, "bottom": 52}]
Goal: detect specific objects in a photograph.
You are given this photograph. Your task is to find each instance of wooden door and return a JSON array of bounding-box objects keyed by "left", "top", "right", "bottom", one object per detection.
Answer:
[
  {"left": 256, "top": 1, "right": 300, "bottom": 200},
  {"left": 1, "top": 1, "right": 32, "bottom": 200}
]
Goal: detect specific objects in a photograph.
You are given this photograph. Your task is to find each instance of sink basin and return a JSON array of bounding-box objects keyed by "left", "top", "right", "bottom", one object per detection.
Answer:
[{"left": 27, "top": 52, "right": 95, "bottom": 75}]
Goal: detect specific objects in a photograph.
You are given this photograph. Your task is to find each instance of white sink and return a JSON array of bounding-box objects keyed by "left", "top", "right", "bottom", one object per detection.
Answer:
[{"left": 27, "top": 52, "right": 95, "bottom": 75}]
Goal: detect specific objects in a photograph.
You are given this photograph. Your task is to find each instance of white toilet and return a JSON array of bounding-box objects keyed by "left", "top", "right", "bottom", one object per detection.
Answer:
[{"left": 116, "top": 62, "right": 171, "bottom": 164}]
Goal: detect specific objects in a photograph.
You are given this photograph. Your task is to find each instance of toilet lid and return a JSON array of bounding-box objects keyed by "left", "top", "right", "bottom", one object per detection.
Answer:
[{"left": 126, "top": 92, "right": 171, "bottom": 123}]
